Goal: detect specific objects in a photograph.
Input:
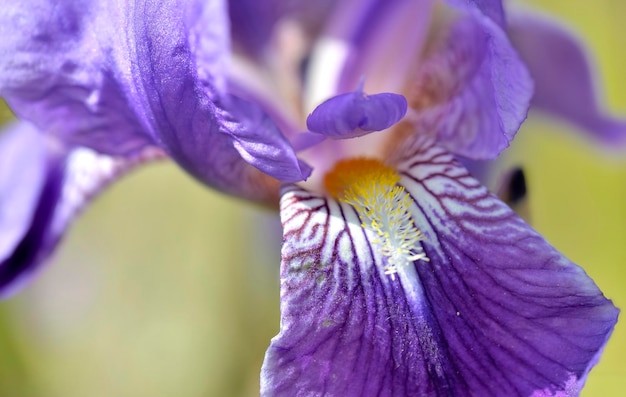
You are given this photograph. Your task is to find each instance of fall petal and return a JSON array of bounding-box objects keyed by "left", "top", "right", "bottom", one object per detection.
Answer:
[{"left": 261, "top": 136, "right": 617, "bottom": 396}]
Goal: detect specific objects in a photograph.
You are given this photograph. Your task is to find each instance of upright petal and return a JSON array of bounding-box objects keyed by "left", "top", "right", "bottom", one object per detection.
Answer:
[
  {"left": 228, "top": 0, "right": 337, "bottom": 59},
  {"left": 262, "top": 137, "right": 617, "bottom": 396},
  {"left": 307, "top": 0, "right": 532, "bottom": 160},
  {"left": 0, "top": 123, "right": 163, "bottom": 297},
  {"left": 306, "top": 0, "right": 434, "bottom": 106},
  {"left": 405, "top": 7, "right": 532, "bottom": 159},
  {"left": 508, "top": 12, "right": 626, "bottom": 144}
]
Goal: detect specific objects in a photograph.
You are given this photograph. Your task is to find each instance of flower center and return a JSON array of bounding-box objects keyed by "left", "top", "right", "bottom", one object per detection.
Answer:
[{"left": 324, "top": 158, "right": 429, "bottom": 277}]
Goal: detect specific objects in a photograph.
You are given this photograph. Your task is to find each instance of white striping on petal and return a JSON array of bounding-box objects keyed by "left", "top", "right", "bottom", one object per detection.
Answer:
[
  {"left": 266, "top": 135, "right": 616, "bottom": 396},
  {"left": 281, "top": 186, "right": 379, "bottom": 289}
]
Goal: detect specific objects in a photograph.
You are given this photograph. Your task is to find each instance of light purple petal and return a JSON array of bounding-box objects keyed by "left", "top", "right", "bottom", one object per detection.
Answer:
[
  {"left": 311, "top": 0, "right": 434, "bottom": 97},
  {"left": 407, "top": 9, "right": 533, "bottom": 159},
  {"left": 508, "top": 12, "right": 626, "bottom": 144},
  {"left": 0, "top": 122, "right": 48, "bottom": 264},
  {"left": 0, "top": 123, "right": 163, "bottom": 297},
  {"left": 306, "top": 91, "right": 407, "bottom": 138},
  {"left": 262, "top": 137, "right": 617, "bottom": 396}
]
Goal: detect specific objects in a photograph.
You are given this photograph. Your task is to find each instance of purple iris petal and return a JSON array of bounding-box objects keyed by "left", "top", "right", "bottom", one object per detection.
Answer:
[
  {"left": 262, "top": 136, "right": 617, "bottom": 396},
  {"left": 314, "top": 0, "right": 532, "bottom": 160},
  {"left": 0, "top": 0, "right": 307, "bottom": 202},
  {"left": 219, "top": 95, "right": 312, "bottom": 182},
  {"left": 315, "top": 0, "right": 434, "bottom": 96},
  {"left": 0, "top": 123, "right": 163, "bottom": 297},
  {"left": 409, "top": 10, "right": 533, "bottom": 159},
  {"left": 306, "top": 91, "right": 407, "bottom": 138},
  {"left": 0, "top": 1, "right": 155, "bottom": 156},
  {"left": 508, "top": 12, "right": 626, "bottom": 143}
]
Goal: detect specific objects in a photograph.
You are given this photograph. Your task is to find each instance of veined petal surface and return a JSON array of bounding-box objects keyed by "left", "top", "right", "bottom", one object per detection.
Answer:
[
  {"left": 218, "top": 95, "right": 312, "bottom": 183},
  {"left": 0, "top": 123, "right": 163, "bottom": 297},
  {"left": 508, "top": 12, "right": 626, "bottom": 144},
  {"left": 407, "top": 9, "right": 532, "bottom": 159},
  {"left": 0, "top": 0, "right": 306, "bottom": 201},
  {"left": 262, "top": 137, "right": 617, "bottom": 396}
]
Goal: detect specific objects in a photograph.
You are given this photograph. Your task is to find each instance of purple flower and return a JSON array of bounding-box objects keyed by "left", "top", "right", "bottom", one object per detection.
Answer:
[{"left": 0, "top": 0, "right": 621, "bottom": 395}]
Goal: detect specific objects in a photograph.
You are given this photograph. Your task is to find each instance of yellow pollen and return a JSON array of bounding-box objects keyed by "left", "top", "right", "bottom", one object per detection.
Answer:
[{"left": 324, "top": 158, "right": 429, "bottom": 278}]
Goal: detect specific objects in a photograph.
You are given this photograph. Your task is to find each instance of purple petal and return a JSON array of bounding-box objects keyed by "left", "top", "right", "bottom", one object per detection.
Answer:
[
  {"left": 306, "top": 91, "right": 407, "bottom": 138},
  {"left": 407, "top": 9, "right": 533, "bottom": 159},
  {"left": 0, "top": 0, "right": 305, "bottom": 201},
  {"left": 0, "top": 123, "right": 163, "bottom": 297},
  {"left": 219, "top": 95, "right": 312, "bottom": 183},
  {"left": 0, "top": 1, "right": 158, "bottom": 156},
  {"left": 446, "top": 0, "right": 505, "bottom": 27},
  {"left": 508, "top": 12, "right": 626, "bottom": 144},
  {"left": 262, "top": 137, "right": 617, "bottom": 396},
  {"left": 228, "top": 0, "right": 337, "bottom": 59},
  {"left": 311, "top": 1, "right": 531, "bottom": 160},
  {"left": 309, "top": 0, "right": 434, "bottom": 98}
]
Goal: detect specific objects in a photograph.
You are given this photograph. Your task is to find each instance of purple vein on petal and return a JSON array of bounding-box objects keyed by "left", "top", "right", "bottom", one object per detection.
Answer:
[
  {"left": 261, "top": 135, "right": 617, "bottom": 396},
  {"left": 406, "top": 9, "right": 533, "bottom": 160}
]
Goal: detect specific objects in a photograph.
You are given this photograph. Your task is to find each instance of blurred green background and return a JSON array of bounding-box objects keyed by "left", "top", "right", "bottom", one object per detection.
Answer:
[{"left": 0, "top": 1, "right": 625, "bottom": 396}]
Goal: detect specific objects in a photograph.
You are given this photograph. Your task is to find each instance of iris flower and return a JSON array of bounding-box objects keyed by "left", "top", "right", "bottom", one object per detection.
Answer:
[{"left": 0, "top": 0, "right": 621, "bottom": 395}]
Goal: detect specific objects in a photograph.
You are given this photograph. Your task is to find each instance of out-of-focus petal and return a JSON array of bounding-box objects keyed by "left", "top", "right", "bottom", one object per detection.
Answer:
[
  {"left": 0, "top": 123, "right": 164, "bottom": 297},
  {"left": 306, "top": 90, "right": 407, "bottom": 139},
  {"left": 0, "top": 122, "right": 48, "bottom": 264},
  {"left": 446, "top": 0, "right": 505, "bottom": 27},
  {"left": 407, "top": 9, "right": 532, "bottom": 159},
  {"left": 508, "top": 12, "right": 626, "bottom": 144},
  {"left": 262, "top": 136, "right": 617, "bottom": 396},
  {"left": 228, "top": 0, "right": 336, "bottom": 59},
  {"left": 306, "top": 0, "right": 434, "bottom": 106}
]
